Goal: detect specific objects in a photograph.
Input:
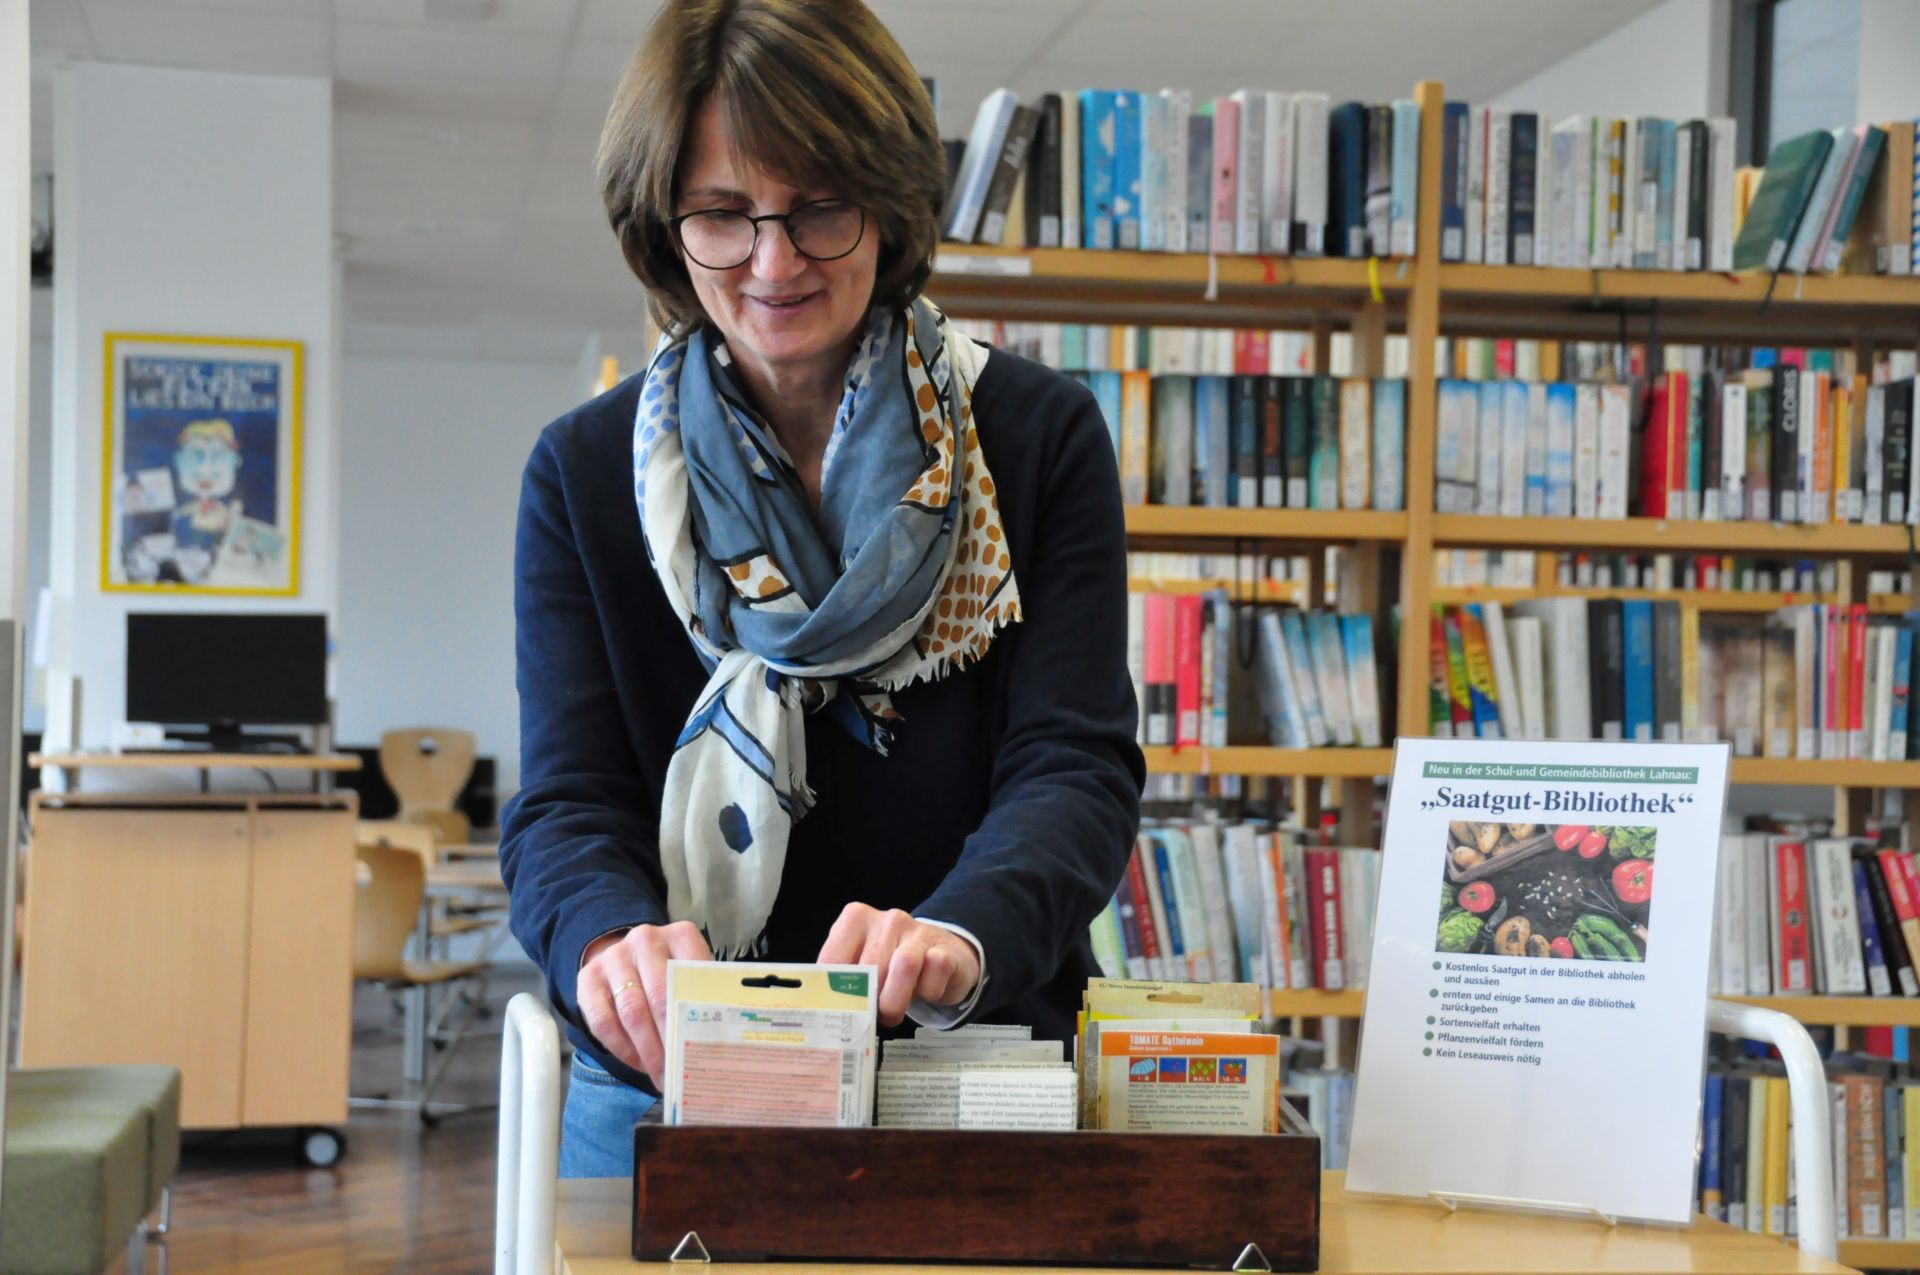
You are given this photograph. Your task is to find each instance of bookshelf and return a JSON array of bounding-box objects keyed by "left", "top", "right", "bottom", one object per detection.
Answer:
[
  {"left": 945, "top": 79, "right": 1920, "bottom": 1214},
  {"left": 1428, "top": 587, "right": 1840, "bottom": 614}
]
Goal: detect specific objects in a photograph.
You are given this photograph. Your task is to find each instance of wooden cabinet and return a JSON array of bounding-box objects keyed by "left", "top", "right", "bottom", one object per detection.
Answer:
[{"left": 19, "top": 794, "right": 357, "bottom": 1130}]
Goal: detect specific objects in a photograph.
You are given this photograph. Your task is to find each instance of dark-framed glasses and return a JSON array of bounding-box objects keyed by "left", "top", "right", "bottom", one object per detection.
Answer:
[{"left": 669, "top": 199, "right": 868, "bottom": 270}]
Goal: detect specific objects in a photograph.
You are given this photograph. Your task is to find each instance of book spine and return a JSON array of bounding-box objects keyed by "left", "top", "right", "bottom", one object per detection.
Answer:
[
  {"left": 1371, "top": 378, "right": 1406, "bottom": 512},
  {"left": 1142, "top": 592, "right": 1175, "bottom": 746},
  {"left": 1312, "top": 375, "right": 1341, "bottom": 509},
  {"left": 1184, "top": 110, "right": 1210, "bottom": 255},
  {"left": 1292, "top": 92, "right": 1330, "bottom": 256},
  {"left": 1138, "top": 92, "right": 1167, "bottom": 252},
  {"left": 1465, "top": 105, "right": 1486, "bottom": 265},
  {"left": 1232, "top": 89, "right": 1263, "bottom": 255},
  {"left": 1856, "top": 859, "right": 1896, "bottom": 996},
  {"left": 1702, "top": 1074, "right": 1726, "bottom": 1220},
  {"left": 1339, "top": 378, "right": 1371, "bottom": 509},
  {"left": 1079, "top": 90, "right": 1115, "bottom": 249},
  {"left": 1775, "top": 839, "right": 1813, "bottom": 993},
  {"left": 1390, "top": 99, "right": 1420, "bottom": 257},
  {"left": 1889, "top": 852, "right": 1920, "bottom": 994},
  {"left": 1508, "top": 111, "right": 1537, "bottom": 265},
  {"left": 1708, "top": 117, "right": 1737, "bottom": 272},
  {"left": 1259, "top": 377, "right": 1285, "bottom": 507},
  {"left": 1148, "top": 839, "right": 1188, "bottom": 976},
  {"left": 1160, "top": 90, "right": 1187, "bottom": 253},
  {"left": 1441, "top": 101, "right": 1468, "bottom": 262},
  {"left": 1210, "top": 96, "right": 1239, "bottom": 255},
  {"left": 1485, "top": 108, "right": 1511, "bottom": 265},
  {"left": 1262, "top": 91, "right": 1292, "bottom": 254},
  {"left": 1112, "top": 92, "right": 1143, "bottom": 250},
  {"left": 1124, "top": 843, "right": 1163, "bottom": 979},
  {"left": 1173, "top": 594, "right": 1202, "bottom": 748},
  {"left": 1303, "top": 847, "right": 1346, "bottom": 990}
]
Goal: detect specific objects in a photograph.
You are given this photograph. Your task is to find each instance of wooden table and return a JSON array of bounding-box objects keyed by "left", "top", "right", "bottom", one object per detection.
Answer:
[{"left": 552, "top": 1171, "right": 1858, "bottom": 1274}]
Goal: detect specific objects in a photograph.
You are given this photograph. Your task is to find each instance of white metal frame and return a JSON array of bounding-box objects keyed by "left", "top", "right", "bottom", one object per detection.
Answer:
[
  {"left": 490, "top": 994, "right": 1840, "bottom": 1269},
  {"left": 496, "top": 993, "right": 563, "bottom": 1275},
  {"left": 1705, "top": 997, "right": 1835, "bottom": 1261}
]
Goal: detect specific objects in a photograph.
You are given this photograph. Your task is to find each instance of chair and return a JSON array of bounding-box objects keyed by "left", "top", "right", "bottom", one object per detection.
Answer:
[
  {"left": 351, "top": 843, "right": 492, "bottom": 1126},
  {"left": 357, "top": 819, "right": 503, "bottom": 951},
  {"left": 379, "top": 728, "right": 477, "bottom": 846}
]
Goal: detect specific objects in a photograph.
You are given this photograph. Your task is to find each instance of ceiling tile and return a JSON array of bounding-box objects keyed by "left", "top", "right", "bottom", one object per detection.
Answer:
[
  {"left": 331, "top": 0, "right": 580, "bottom": 34},
  {"left": 574, "top": 0, "right": 661, "bottom": 40},
  {"left": 81, "top": 2, "right": 333, "bottom": 74},
  {"left": 29, "top": 0, "right": 96, "bottom": 55},
  {"left": 334, "top": 20, "right": 566, "bottom": 83}
]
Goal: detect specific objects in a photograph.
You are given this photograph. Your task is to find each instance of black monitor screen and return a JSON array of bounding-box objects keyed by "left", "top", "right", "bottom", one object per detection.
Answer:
[{"left": 125, "top": 612, "right": 329, "bottom": 727}]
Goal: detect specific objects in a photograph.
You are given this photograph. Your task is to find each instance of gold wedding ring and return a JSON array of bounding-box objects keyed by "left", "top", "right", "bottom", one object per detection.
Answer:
[{"left": 611, "top": 981, "right": 644, "bottom": 997}]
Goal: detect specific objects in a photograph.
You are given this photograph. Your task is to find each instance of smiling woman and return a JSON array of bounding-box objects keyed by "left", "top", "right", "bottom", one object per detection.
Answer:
[{"left": 497, "top": 0, "right": 1144, "bottom": 1181}]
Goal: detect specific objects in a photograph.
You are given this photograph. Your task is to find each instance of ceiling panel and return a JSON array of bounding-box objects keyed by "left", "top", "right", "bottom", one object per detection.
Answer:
[
  {"left": 331, "top": 0, "right": 580, "bottom": 33},
  {"left": 81, "top": 2, "right": 333, "bottom": 75},
  {"left": 334, "top": 20, "right": 566, "bottom": 83},
  {"left": 28, "top": 0, "right": 96, "bottom": 54}
]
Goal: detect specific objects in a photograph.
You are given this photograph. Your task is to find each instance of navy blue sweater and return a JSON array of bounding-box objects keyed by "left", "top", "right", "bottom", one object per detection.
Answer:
[{"left": 500, "top": 346, "right": 1144, "bottom": 1088}]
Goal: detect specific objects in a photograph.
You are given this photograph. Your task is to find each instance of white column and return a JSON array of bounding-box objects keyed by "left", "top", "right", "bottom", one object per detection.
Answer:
[
  {"left": 1857, "top": 0, "right": 1920, "bottom": 125},
  {"left": 0, "top": 0, "right": 29, "bottom": 1205},
  {"left": 46, "top": 64, "right": 335, "bottom": 758}
]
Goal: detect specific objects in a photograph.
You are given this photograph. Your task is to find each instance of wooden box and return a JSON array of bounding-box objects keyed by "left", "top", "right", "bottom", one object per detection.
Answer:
[{"left": 631, "top": 1108, "right": 1320, "bottom": 1269}]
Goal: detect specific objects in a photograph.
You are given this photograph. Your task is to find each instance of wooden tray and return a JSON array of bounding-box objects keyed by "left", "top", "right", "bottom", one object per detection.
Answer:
[
  {"left": 1445, "top": 829, "right": 1555, "bottom": 885},
  {"left": 631, "top": 1111, "right": 1321, "bottom": 1269}
]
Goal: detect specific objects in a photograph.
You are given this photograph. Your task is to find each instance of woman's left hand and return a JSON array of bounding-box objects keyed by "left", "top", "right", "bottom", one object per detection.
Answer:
[{"left": 817, "top": 903, "right": 981, "bottom": 1027}]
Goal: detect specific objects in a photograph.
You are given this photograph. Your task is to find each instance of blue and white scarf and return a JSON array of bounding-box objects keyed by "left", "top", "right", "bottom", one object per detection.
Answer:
[{"left": 633, "top": 298, "right": 1021, "bottom": 957}]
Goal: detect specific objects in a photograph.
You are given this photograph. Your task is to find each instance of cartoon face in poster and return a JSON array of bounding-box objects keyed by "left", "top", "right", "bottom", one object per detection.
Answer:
[{"left": 107, "top": 338, "right": 300, "bottom": 594}]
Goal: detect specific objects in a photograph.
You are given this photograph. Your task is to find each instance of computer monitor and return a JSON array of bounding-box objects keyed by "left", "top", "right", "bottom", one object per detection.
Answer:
[{"left": 125, "top": 612, "right": 330, "bottom": 746}]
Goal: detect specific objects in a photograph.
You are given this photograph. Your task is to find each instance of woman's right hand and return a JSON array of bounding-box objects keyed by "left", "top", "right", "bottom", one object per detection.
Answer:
[{"left": 576, "top": 921, "right": 713, "bottom": 1088}]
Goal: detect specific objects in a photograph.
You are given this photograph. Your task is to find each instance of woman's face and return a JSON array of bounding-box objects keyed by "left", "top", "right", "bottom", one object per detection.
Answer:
[{"left": 673, "top": 95, "right": 880, "bottom": 383}]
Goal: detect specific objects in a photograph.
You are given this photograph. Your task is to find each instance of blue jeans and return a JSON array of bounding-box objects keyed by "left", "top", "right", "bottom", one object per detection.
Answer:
[{"left": 558, "top": 1052, "right": 658, "bottom": 1179}]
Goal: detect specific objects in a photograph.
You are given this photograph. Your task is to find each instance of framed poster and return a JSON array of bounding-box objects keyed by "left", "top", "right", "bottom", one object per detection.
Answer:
[{"left": 102, "top": 333, "right": 303, "bottom": 596}]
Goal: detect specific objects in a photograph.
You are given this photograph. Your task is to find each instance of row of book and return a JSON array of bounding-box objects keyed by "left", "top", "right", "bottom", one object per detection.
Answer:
[
  {"left": 1101, "top": 372, "right": 1409, "bottom": 511},
  {"left": 946, "top": 319, "right": 1349, "bottom": 379},
  {"left": 1735, "top": 121, "right": 1920, "bottom": 276},
  {"left": 1435, "top": 368, "right": 1920, "bottom": 526},
  {"left": 943, "top": 89, "right": 1421, "bottom": 259},
  {"left": 1427, "top": 599, "right": 1920, "bottom": 760},
  {"left": 1694, "top": 1069, "right": 1917, "bottom": 1242},
  {"left": 1129, "top": 594, "right": 1388, "bottom": 750},
  {"left": 1431, "top": 549, "right": 1842, "bottom": 597},
  {"left": 1443, "top": 107, "right": 1737, "bottom": 272},
  {"left": 1712, "top": 828, "right": 1920, "bottom": 1000},
  {"left": 1088, "top": 823, "right": 1379, "bottom": 993}
]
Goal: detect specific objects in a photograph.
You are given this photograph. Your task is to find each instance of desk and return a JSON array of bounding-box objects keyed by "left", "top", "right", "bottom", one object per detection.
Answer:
[{"left": 550, "top": 1171, "right": 1857, "bottom": 1274}]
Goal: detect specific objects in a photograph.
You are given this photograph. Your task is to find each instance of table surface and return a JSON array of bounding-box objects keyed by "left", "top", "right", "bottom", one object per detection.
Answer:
[
  {"left": 551, "top": 1171, "right": 1857, "bottom": 1274},
  {"left": 424, "top": 860, "right": 504, "bottom": 891},
  {"left": 29, "top": 751, "right": 363, "bottom": 771}
]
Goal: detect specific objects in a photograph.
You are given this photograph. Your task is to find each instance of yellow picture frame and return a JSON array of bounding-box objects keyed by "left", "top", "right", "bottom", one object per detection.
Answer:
[{"left": 100, "top": 331, "right": 304, "bottom": 597}]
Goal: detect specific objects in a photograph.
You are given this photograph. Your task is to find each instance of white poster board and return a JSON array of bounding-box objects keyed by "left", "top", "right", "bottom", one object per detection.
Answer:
[{"left": 1346, "top": 738, "right": 1731, "bottom": 1225}]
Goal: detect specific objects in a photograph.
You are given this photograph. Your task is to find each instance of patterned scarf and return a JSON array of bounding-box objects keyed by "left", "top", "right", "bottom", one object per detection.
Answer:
[{"left": 632, "top": 297, "right": 1021, "bottom": 957}]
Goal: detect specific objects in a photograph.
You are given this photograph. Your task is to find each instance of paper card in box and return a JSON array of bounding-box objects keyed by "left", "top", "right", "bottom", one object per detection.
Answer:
[{"left": 663, "top": 960, "right": 876, "bottom": 1128}]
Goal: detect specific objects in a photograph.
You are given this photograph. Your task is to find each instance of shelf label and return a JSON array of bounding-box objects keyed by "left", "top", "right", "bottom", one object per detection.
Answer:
[
  {"left": 1346, "top": 737, "right": 1731, "bottom": 1225},
  {"left": 933, "top": 252, "right": 1033, "bottom": 278}
]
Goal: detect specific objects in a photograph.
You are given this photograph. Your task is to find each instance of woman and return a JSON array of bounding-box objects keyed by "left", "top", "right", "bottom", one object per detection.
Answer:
[{"left": 500, "top": 0, "right": 1143, "bottom": 1177}]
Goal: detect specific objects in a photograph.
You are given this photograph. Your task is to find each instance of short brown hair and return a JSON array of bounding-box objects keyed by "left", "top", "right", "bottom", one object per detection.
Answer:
[{"left": 597, "top": 0, "right": 945, "bottom": 334}]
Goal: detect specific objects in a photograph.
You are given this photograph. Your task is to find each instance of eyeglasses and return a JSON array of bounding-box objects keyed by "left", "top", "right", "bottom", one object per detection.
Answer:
[{"left": 669, "top": 199, "right": 868, "bottom": 271}]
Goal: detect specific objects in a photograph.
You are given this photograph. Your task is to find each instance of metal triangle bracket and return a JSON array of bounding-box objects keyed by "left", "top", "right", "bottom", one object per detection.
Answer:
[
  {"left": 669, "top": 1231, "right": 711, "bottom": 1263},
  {"left": 1232, "top": 1241, "right": 1272, "bottom": 1273}
]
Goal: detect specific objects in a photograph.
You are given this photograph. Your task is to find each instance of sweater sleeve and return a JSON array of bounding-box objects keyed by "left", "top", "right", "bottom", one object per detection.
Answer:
[
  {"left": 912, "top": 385, "right": 1145, "bottom": 1017},
  {"left": 499, "top": 428, "right": 670, "bottom": 1030}
]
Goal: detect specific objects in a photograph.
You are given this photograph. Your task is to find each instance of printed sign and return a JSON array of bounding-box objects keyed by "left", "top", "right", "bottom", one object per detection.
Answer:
[{"left": 1346, "top": 738, "right": 1731, "bottom": 1224}]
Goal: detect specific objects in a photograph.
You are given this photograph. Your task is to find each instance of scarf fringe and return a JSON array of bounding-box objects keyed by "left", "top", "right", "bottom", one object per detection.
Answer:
[{"left": 866, "top": 595, "right": 1025, "bottom": 694}]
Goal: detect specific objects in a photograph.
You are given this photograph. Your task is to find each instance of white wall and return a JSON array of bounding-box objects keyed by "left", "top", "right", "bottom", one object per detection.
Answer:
[
  {"left": 1856, "top": 0, "right": 1920, "bottom": 125},
  {"left": 333, "top": 351, "right": 583, "bottom": 798},
  {"left": 46, "top": 63, "right": 334, "bottom": 759},
  {"left": 1496, "top": 0, "right": 1729, "bottom": 120}
]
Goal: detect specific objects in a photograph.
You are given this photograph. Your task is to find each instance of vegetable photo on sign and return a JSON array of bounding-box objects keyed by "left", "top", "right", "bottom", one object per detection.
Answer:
[{"left": 1433, "top": 821, "right": 1655, "bottom": 961}]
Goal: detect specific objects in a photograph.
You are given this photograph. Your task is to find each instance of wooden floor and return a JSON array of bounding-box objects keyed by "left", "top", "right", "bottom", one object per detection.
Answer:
[{"left": 107, "top": 968, "right": 546, "bottom": 1274}]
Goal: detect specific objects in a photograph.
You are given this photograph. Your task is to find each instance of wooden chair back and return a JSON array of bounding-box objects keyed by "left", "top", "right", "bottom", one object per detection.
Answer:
[
  {"left": 354, "top": 843, "right": 425, "bottom": 983},
  {"left": 379, "top": 728, "right": 476, "bottom": 818},
  {"left": 356, "top": 818, "right": 438, "bottom": 863}
]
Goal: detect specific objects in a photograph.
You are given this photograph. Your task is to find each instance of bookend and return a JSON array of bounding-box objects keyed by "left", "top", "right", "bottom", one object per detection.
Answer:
[{"left": 632, "top": 1109, "right": 1321, "bottom": 1269}]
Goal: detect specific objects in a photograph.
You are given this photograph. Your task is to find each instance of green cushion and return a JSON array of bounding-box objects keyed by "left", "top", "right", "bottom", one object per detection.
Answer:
[
  {"left": 7, "top": 1068, "right": 181, "bottom": 1207},
  {"left": 0, "top": 1107, "right": 148, "bottom": 1275}
]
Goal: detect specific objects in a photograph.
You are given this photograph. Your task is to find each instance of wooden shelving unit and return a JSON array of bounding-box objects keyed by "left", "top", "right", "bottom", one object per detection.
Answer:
[
  {"left": 1837, "top": 1238, "right": 1920, "bottom": 1269},
  {"left": 1432, "top": 513, "right": 1918, "bottom": 555},
  {"left": 1428, "top": 586, "right": 1839, "bottom": 613},
  {"left": 1125, "top": 505, "right": 1407, "bottom": 543},
  {"left": 1142, "top": 746, "right": 1393, "bottom": 779},
  {"left": 1127, "top": 577, "right": 1301, "bottom": 603}
]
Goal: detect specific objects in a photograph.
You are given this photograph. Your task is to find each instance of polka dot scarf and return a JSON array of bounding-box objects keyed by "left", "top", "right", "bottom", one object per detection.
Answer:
[{"left": 631, "top": 297, "right": 1021, "bottom": 958}]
